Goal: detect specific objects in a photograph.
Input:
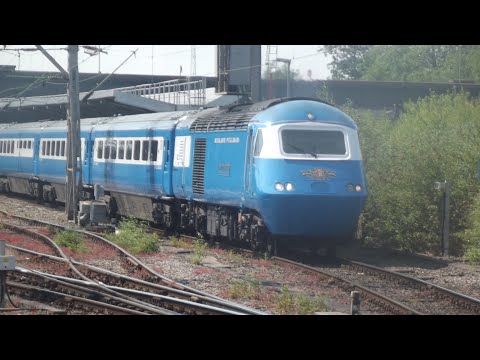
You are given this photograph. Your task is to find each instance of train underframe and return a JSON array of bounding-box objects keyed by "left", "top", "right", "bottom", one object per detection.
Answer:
[
  {"left": 0, "top": 175, "right": 340, "bottom": 257},
  {"left": 0, "top": 175, "right": 61, "bottom": 204},
  {"left": 106, "top": 193, "right": 343, "bottom": 257}
]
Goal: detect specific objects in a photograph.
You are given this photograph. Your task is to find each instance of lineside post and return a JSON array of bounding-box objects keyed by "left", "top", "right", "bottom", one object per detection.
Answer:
[
  {"left": 351, "top": 291, "right": 360, "bottom": 315},
  {"left": 0, "top": 240, "right": 16, "bottom": 308}
]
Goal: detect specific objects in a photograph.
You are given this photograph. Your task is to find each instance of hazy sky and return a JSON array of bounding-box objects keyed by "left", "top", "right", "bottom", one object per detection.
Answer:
[{"left": 0, "top": 45, "right": 331, "bottom": 80}]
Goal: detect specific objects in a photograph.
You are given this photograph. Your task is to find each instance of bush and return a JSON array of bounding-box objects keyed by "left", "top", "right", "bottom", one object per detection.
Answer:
[
  {"left": 106, "top": 218, "right": 159, "bottom": 254},
  {"left": 348, "top": 92, "right": 480, "bottom": 255},
  {"left": 462, "top": 192, "right": 480, "bottom": 263}
]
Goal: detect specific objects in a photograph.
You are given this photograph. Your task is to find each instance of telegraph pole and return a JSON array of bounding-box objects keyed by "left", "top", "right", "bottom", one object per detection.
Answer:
[
  {"left": 67, "top": 45, "right": 81, "bottom": 223},
  {"left": 36, "top": 45, "right": 82, "bottom": 223}
]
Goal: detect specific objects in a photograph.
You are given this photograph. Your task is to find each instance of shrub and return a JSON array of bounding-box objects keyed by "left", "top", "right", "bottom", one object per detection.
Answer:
[
  {"left": 348, "top": 92, "right": 480, "bottom": 255},
  {"left": 462, "top": 192, "right": 480, "bottom": 263}
]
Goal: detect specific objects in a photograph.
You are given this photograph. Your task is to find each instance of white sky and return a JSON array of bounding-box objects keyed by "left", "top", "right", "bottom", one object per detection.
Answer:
[{"left": 0, "top": 45, "right": 331, "bottom": 80}]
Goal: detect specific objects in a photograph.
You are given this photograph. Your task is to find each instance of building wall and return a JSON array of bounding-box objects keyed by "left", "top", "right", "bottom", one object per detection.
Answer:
[{"left": 261, "top": 79, "right": 480, "bottom": 110}]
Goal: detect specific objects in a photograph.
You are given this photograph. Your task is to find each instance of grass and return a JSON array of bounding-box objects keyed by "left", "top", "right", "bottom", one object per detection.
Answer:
[
  {"left": 54, "top": 230, "right": 86, "bottom": 253},
  {"left": 227, "top": 274, "right": 260, "bottom": 299},
  {"left": 105, "top": 218, "right": 159, "bottom": 254},
  {"left": 276, "top": 285, "right": 328, "bottom": 315}
]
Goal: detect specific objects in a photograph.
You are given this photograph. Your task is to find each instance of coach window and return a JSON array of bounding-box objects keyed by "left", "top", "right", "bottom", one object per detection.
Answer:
[
  {"left": 150, "top": 140, "right": 158, "bottom": 162},
  {"left": 6, "top": 141, "right": 10, "bottom": 154},
  {"left": 142, "top": 140, "right": 149, "bottom": 161},
  {"left": 97, "top": 140, "right": 103, "bottom": 159},
  {"left": 61, "top": 141, "right": 65, "bottom": 157},
  {"left": 134, "top": 140, "right": 141, "bottom": 161},
  {"left": 118, "top": 140, "right": 125, "bottom": 160},
  {"left": 126, "top": 140, "right": 133, "bottom": 160},
  {"left": 111, "top": 140, "right": 117, "bottom": 160},
  {"left": 0, "top": 141, "right": 3, "bottom": 153},
  {"left": 56, "top": 141, "right": 61, "bottom": 156},
  {"left": 28, "top": 141, "right": 31, "bottom": 149},
  {"left": 52, "top": 141, "right": 57, "bottom": 157},
  {"left": 19, "top": 141, "right": 22, "bottom": 149}
]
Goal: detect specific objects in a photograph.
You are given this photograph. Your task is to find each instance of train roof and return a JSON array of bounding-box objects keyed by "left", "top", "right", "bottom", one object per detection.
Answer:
[
  {"left": 186, "top": 98, "right": 357, "bottom": 133},
  {"left": 0, "top": 98, "right": 356, "bottom": 134},
  {"left": 0, "top": 111, "right": 196, "bottom": 133}
]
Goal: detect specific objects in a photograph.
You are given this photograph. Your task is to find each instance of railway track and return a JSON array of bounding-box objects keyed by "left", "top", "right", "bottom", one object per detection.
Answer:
[
  {"left": 0, "top": 211, "right": 265, "bottom": 315},
  {"left": 273, "top": 255, "right": 480, "bottom": 315},
  {"left": 160, "top": 231, "right": 480, "bottom": 315},
  {"left": 5, "top": 200, "right": 478, "bottom": 315},
  {"left": 8, "top": 245, "right": 257, "bottom": 315},
  {"left": 9, "top": 267, "right": 176, "bottom": 315}
]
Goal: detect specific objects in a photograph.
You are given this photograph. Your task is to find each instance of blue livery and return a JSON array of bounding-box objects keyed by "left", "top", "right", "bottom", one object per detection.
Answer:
[{"left": 0, "top": 98, "right": 367, "bottom": 254}]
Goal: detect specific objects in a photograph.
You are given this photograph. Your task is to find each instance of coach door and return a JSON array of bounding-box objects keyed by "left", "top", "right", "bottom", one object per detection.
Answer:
[
  {"left": 82, "top": 137, "right": 91, "bottom": 185},
  {"left": 244, "top": 128, "right": 254, "bottom": 194},
  {"left": 162, "top": 133, "right": 172, "bottom": 194}
]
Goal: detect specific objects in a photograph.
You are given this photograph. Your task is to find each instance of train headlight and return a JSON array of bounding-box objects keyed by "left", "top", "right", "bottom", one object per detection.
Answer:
[
  {"left": 355, "top": 185, "right": 363, "bottom": 192},
  {"left": 275, "top": 182, "right": 285, "bottom": 191},
  {"left": 346, "top": 184, "right": 355, "bottom": 192},
  {"left": 285, "top": 182, "right": 294, "bottom": 191}
]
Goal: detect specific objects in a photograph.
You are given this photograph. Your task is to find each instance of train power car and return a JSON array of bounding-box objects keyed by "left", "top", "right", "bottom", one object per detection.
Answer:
[{"left": 0, "top": 98, "right": 367, "bottom": 255}]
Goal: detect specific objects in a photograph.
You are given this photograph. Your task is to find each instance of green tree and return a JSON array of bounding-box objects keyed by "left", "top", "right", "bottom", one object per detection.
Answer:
[
  {"left": 321, "top": 45, "right": 373, "bottom": 79},
  {"left": 361, "top": 45, "right": 456, "bottom": 81},
  {"left": 322, "top": 45, "right": 480, "bottom": 82}
]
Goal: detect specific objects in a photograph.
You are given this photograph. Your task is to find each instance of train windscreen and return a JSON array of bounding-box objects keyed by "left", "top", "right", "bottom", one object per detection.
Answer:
[{"left": 281, "top": 130, "right": 346, "bottom": 156}]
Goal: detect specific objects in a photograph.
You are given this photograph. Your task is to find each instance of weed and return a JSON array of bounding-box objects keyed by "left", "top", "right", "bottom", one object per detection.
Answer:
[
  {"left": 169, "top": 236, "right": 193, "bottom": 249},
  {"left": 296, "top": 294, "right": 327, "bottom": 315},
  {"left": 276, "top": 285, "right": 296, "bottom": 314},
  {"left": 105, "top": 218, "right": 158, "bottom": 254},
  {"left": 191, "top": 239, "right": 208, "bottom": 265},
  {"left": 225, "top": 250, "right": 243, "bottom": 263},
  {"left": 54, "top": 230, "right": 86, "bottom": 253},
  {"left": 227, "top": 274, "right": 260, "bottom": 299},
  {"left": 276, "top": 285, "right": 328, "bottom": 314}
]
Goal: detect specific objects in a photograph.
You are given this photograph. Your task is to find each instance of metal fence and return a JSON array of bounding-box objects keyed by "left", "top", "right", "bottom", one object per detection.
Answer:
[{"left": 119, "top": 78, "right": 207, "bottom": 106}]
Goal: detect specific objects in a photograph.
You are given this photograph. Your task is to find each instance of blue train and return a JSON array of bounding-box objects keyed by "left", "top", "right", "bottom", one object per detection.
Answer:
[{"left": 0, "top": 98, "right": 367, "bottom": 254}]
